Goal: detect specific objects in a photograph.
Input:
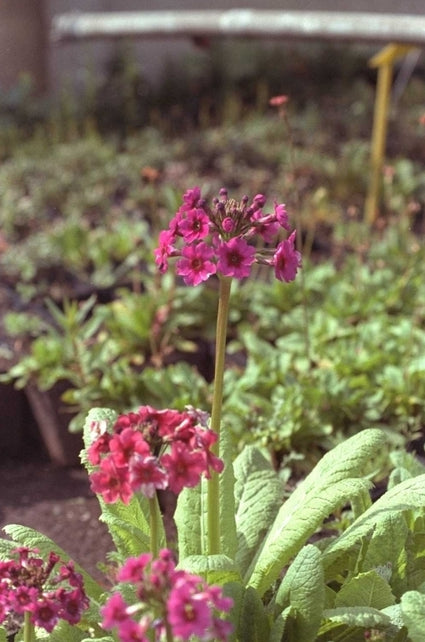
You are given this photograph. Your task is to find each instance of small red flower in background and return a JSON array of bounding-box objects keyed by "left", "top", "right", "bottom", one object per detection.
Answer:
[
  {"left": 154, "top": 186, "right": 302, "bottom": 285},
  {"left": 101, "top": 549, "right": 233, "bottom": 641},
  {"left": 269, "top": 94, "right": 289, "bottom": 107},
  {"left": 88, "top": 405, "right": 224, "bottom": 504}
]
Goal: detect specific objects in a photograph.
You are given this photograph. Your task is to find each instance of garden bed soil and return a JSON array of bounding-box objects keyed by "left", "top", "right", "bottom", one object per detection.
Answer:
[{"left": 0, "top": 458, "right": 114, "bottom": 584}]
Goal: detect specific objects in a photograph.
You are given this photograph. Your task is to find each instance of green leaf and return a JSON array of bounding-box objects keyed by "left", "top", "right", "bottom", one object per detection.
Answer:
[
  {"left": 175, "top": 479, "right": 207, "bottom": 558},
  {"left": 233, "top": 446, "right": 283, "bottom": 578},
  {"left": 82, "top": 407, "right": 118, "bottom": 461},
  {"left": 247, "top": 430, "right": 387, "bottom": 596},
  {"left": 322, "top": 474, "right": 425, "bottom": 572},
  {"left": 273, "top": 544, "right": 324, "bottom": 642},
  {"left": 238, "top": 586, "right": 271, "bottom": 642},
  {"left": 269, "top": 606, "right": 292, "bottom": 642},
  {"left": 321, "top": 605, "right": 392, "bottom": 628},
  {"left": 401, "top": 590, "right": 425, "bottom": 641},
  {"left": 335, "top": 570, "right": 396, "bottom": 610},
  {"left": 0, "top": 628, "right": 7, "bottom": 642},
  {"left": 219, "top": 426, "right": 238, "bottom": 560},
  {"left": 35, "top": 620, "right": 90, "bottom": 641},
  {"left": 177, "top": 554, "right": 241, "bottom": 585},
  {"left": 359, "top": 512, "right": 410, "bottom": 597},
  {"left": 98, "top": 495, "right": 158, "bottom": 559}
]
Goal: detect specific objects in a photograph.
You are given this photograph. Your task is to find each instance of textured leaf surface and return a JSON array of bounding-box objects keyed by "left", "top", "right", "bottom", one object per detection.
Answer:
[
  {"left": 248, "top": 476, "right": 370, "bottom": 596},
  {"left": 219, "top": 427, "right": 238, "bottom": 559},
  {"left": 335, "top": 570, "right": 396, "bottom": 610},
  {"left": 238, "top": 586, "right": 271, "bottom": 642},
  {"left": 322, "top": 474, "right": 425, "bottom": 571},
  {"left": 233, "top": 446, "right": 283, "bottom": 577},
  {"left": 322, "top": 605, "right": 392, "bottom": 628},
  {"left": 175, "top": 476, "right": 207, "bottom": 558},
  {"left": 401, "top": 591, "right": 425, "bottom": 641},
  {"left": 360, "top": 512, "right": 409, "bottom": 597},
  {"left": 247, "top": 429, "right": 386, "bottom": 595},
  {"left": 175, "top": 428, "right": 237, "bottom": 560},
  {"left": 177, "top": 554, "right": 241, "bottom": 585},
  {"left": 274, "top": 544, "right": 324, "bottom": 642}
]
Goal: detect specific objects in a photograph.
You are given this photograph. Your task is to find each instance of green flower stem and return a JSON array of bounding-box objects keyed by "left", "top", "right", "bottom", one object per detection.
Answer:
[
  {"left": 149, "top": 495, "right": 160, "bottom": 558},
  {"left": 208, "top": 275, "right": 232, "bottom": 556},
  {"left": 164, "top": 620, "right": 175, "bottom": 642},
  {"left": 24, "top": 611, "right": 35, "bottom": 642}
]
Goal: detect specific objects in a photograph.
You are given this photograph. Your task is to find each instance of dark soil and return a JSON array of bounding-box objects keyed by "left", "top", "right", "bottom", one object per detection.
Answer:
[{"left": 0, "top": 457, "right": 114, "bottom": 584}]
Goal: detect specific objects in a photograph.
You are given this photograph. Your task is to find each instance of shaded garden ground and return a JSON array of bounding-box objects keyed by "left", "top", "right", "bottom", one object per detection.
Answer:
[{"left": 0, "top": 456, "right": 113, "bottom": 584}]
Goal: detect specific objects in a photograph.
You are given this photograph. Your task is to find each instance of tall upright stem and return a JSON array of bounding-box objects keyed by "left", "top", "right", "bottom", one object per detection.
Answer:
[
  {"left": 149, "top": 495, "right": 160, "bottom": 558},
  {"left": 24, "top": 611, "right": 34, "bottom": 642},
  {"left": 207, "top": 276, "right": 232, "bottom": 556}
]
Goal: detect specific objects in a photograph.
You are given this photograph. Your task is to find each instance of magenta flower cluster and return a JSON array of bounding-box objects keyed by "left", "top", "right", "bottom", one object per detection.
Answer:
[
  {"left": 155, "top": 186, "right": 302, "bottom": 285},
  {"left": 101, "top": 548, "right": 233, "bottom": 641},
  {"left": 0, "top": 546, "right": 88, "bottom": 634},
  {"left": 88, "top": 405, "right": 224, "bottom": 504}
]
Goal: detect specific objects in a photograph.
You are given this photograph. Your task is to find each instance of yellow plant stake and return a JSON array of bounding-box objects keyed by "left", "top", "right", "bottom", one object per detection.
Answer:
[{"left": 365, "top": 44, "right": 418, "bottom": 224}]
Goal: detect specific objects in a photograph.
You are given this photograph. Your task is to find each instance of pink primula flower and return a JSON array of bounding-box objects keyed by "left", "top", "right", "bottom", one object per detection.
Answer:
[
  {"left": 108, "top": 428, "right": 150, "bottom": 467},
  {"left": 161, "top": 442, "right": 205, "bottom": 494},
  {"left": 181, "top": 186, "right": 202, "bottom": 211},
  {"left": 273, "top": 230, "right": 302, "bottom": 282},
  {"left": 217, "top": 237, "right": 256, "bottom": 279},
  {"left": 168, "top": 578, "right": 212, "bottom": 639},
  {"left": 90, "top": 458, "right": 132, "bottom": 504},
  {"left": 176, "top": 242, "right": 217, "bottom": 286},
  {"left": 274, "top": 202, "right": 290, "bottom": 230},
  {"left": 129, "top": 453, "right": 168, "bottom": 498},
  {"left": 179, "top": 207, "right": 210, "bottom": 243},
  {"left": 154, "top": 229, "right": 176, "bottom": 273}
]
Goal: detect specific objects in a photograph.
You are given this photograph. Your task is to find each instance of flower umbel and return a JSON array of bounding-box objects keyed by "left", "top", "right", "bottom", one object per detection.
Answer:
[
  {"left": 88, "top": 405, "right": 224, "bottom": 504},
  {"left": 155, "top": 187, "right": 302, "bottom": 284},
  {"left": 101, "top": 549, "right": 233, "bottom": 641},
  {"left": 0, "top": 547, "right": 89, "bottom": 635}
]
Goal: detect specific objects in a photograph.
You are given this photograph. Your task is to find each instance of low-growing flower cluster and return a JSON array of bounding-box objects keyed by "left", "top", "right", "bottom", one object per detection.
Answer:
[
  {"left": 0, "top": 546, "right": 88, "bottom": 634},
  {"left": 88, "top": 405, "right": 224, "bottom": 503},
  {"left": 155, "top": 186, "right": 301, "bottom": 285},
  {"left": 101, "top": 548, "right": 233, "bottom": 642}
]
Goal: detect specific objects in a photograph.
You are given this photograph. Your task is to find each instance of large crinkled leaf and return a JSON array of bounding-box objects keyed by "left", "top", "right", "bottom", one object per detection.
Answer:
[
  {"left": 237, "top": 586, "right": 271, "bottom": 642},
  {"left": 177, "top": 554, "right": 241, "bottom": 585},
  {"left": 247, "top": 476, "right": 371, "bottom": 596},
  {"left": 0, "top": 629, "right": 7, "bottom": 642},
  {"left": 247, "top": 429, "right": 387, "bottom": 595},
  {"left": 401, "top": 591, "right": 425, "bottom": 641},
  {"left": 273, "top": 544, "right": 324, "bottom": 642},
  {"left": 335, "top": 570, "right": 396, "bottom": 610},
  {"left": 219, "top": 425, "right": 238, "bottom": 559},
  {"left": 174, "top": 479, "right": 207, "bottom": 558},
  {"left": 359, "top": 512, "right": 410, "bottom": 597},
  {"left": 321, "top": 605, "right": 392, "bottom": 629},
  {"left": 233, "top": 446, "right": 283, "bottom": 577},
  {"left": 322, "top": 474, "right": 425, "bottom": 572}
]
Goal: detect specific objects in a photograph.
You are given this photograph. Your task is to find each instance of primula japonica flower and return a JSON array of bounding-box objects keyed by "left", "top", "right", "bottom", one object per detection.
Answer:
[
  {"left": 0, "top": 547, "right": 89, "bottom": 635},
  {"left": 88, "top": 405, "right": 224, "bottom": 504},
  {"left": 101, "top": 549, "right": 233, "bottom": 642},
  {"left": 154, "top": 186, "right": 301, "bottom": 284}
]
